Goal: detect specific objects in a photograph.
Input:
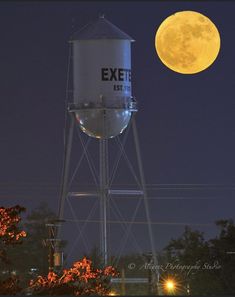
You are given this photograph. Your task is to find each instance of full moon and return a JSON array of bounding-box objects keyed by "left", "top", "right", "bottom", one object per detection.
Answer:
[{"left": 155, "top": 11, "right": 221, "bottom": 74}]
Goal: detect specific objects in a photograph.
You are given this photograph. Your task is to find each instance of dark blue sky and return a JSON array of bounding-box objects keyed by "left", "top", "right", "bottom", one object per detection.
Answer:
[{"left": 0, "top": 1, "right": 234, "bottom": 264}]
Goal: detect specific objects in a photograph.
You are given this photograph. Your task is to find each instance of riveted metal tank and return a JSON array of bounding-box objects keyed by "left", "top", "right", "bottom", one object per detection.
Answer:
[{"left": 70, "top": 16, "right": 136, "bottom": 139}]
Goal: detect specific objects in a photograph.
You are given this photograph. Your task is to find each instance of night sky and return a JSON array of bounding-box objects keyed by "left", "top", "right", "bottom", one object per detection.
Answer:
[{"left": 0, "top": 1, "right": 235, "bottom": 265}]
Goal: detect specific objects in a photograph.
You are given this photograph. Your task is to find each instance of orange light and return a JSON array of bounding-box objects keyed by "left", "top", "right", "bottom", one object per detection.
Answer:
[
  {"left": 163, "top": 278, "right": 177, "bottom": 294},
  {"left": 166, "top": 280, "right": 175, "bottom": 291}
]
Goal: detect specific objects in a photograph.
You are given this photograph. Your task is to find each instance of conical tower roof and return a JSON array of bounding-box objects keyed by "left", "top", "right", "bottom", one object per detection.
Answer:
[{"left": 71, "top": 16, "right": 134, "bottom": 41}]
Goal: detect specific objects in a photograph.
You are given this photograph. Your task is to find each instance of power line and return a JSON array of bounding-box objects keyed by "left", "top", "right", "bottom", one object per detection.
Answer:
[
  {"left": 64, "top": 218, "right": 213, "bottom": 226},
  {"left": 0, "top": 193, "right": 234, "bottom": 201},
  {"left": 0, "top": 182, "right": 234, "bottom": 187}
]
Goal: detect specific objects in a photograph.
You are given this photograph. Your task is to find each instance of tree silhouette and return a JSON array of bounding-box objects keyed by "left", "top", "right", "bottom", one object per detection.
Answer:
[{"left": 164, "top": 221, "right": 235, "bottom": 295}]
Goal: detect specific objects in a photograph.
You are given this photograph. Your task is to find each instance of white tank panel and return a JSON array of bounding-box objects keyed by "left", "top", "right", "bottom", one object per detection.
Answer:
[{"left": 73, "top": 39, "right": 132, "bottom": 104}]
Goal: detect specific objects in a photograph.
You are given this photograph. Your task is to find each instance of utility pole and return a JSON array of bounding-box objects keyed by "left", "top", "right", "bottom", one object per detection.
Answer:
[
  {"left": 46, "top": 220, "right": 65, "bottom": 273},
  {"left": 121, "top": 268, "right": 126, "bottom": 296},
  {"left": 143, "top": 252, "right": 155, "bottom": 295},
  {"left": 47, "top": 223, "right": 55, "bottom": 272}
]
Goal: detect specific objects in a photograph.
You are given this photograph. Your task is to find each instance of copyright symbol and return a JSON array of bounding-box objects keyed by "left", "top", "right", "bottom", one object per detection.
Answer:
[{"left": 128, "top": 263, "right": 136, "bottom": 270}]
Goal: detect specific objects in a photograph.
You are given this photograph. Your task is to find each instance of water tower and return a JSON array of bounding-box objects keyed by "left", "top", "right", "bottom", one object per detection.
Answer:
[
  {"left": 56, "top": 16, "right": 158, "bottom": 290},
  {"left": 71, "top": 15, "right": 134, "bottom": 139}
]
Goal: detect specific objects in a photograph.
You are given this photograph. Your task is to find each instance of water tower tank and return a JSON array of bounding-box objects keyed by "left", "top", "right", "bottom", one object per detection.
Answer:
[{"left": 70, "top": 16, "right": 136, "bottom": 139}]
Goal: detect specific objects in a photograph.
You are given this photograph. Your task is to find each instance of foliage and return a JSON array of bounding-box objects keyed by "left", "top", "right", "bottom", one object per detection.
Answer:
[
  {"left": 209, "top": 220, "right": 235, "bottom": 294},
  {"left": 84, "top": 245, "right": 103, "bottom": 269},
  {"left": 29, "top": 257, "right": 118, "bottom": 295},
  {"left": 0, "top": 204, "right": 26, "bottom": 265},
  {"left": 163, "top": 221, "right": 235, "bottom": 295},
  {"left": 0, "top": 276, "right": 22, "bottom": 295},
  {"left": 23, "top": 202, "right": 58, "bottom": 275},
  {"left": 0, "top": 205, "right": 26, "bottom": 246},
  {"left": 4, "top": 202, "right": 66, "bottom": 281},
  {"left": 0, "top": 205, "right": 26, "bottom": 294}
]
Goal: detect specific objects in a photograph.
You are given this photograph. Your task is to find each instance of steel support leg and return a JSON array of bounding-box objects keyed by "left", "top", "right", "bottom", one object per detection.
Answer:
[
  {"left": 132, "top": 115, "right": 159, "bottom": 295},
  {"left": 55, "top": 113, "right": 75, "bottom": 266},
  {"left": 99, "top": 138, "right": 109, "bottom": 267}
]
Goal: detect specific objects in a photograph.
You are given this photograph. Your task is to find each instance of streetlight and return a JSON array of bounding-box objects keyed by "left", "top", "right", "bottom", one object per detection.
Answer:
[
  {"left": 166, "top": 280, "right": 175, "bottom": 290},
  {"left": 163, "top": 278, "right": 176, "bottom": 294}
]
